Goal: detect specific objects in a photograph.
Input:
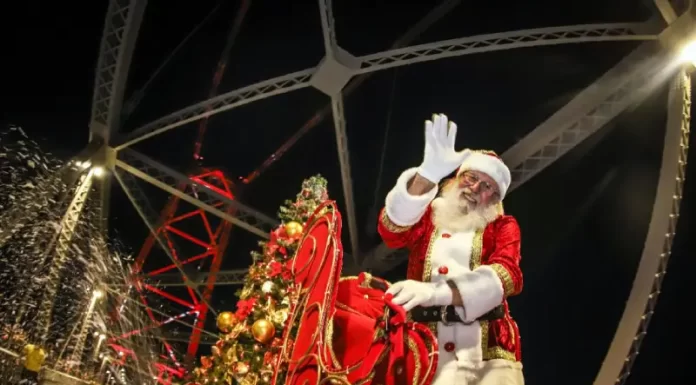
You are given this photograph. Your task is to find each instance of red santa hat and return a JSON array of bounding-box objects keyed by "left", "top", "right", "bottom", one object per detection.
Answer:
[{"left": 457, "top": 150, "right": 511, "bottom": 199}]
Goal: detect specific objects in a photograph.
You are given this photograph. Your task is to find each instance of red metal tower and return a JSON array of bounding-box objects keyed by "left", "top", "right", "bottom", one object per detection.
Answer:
[{"left": 127, "top": 169, "right": 236, "bottom": 361}]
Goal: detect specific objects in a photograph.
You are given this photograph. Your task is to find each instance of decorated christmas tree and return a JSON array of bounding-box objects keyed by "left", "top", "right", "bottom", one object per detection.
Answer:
[{"left": 189, "top": 175, "right": 329, "bottom": 385}]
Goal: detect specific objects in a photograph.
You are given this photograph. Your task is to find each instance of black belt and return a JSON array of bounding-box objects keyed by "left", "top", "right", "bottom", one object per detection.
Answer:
[{"left": 409, "top": 305, "right": 505, "bottom": 324}]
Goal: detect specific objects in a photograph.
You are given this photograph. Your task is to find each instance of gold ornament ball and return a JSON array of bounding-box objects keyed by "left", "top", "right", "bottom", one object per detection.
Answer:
[
  {"left": 252, "top": 319, "right": 276, "bottom": 344},
  {"left": 216, "top": 311, "right": 238, "bottom": 333},
  {"left": 284, "top": 221, "right": 303, "bottom": 237}
]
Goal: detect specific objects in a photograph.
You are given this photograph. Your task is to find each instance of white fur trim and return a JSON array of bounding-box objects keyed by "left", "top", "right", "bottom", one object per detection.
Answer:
[
  {"left": 452, "top": 265, "right": 505, "bottom": 322},
  {"left": 431, "top": 197, "right": 446, "bottom": 211},
  {"left": 458, "top": 152, "right": 511, "bottom": 199},
  {"left": 432, "top": 280, "right": 453, "bottom": 306},
  {"left": 385, "top": 167, "right": 439, "bottom": 227}
]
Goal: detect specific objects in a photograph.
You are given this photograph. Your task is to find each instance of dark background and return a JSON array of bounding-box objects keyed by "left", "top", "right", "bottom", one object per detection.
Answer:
[{"left": 1, "top": 1, "right": 693, "bottom": 384}]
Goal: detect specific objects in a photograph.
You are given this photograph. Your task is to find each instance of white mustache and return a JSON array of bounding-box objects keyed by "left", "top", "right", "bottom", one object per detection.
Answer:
[{"left": 460, "top": 188, "right": 478, "bottom": 203}]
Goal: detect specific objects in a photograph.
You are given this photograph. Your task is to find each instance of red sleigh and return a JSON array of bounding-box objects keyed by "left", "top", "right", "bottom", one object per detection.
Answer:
[{"left": 272, "top": 201, "right": 438, "bottom": 385}]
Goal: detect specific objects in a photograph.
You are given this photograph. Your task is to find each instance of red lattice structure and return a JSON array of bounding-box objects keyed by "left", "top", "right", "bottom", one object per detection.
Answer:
[{"left": 115, "top": 169, "right": 236, "bottom": 374}]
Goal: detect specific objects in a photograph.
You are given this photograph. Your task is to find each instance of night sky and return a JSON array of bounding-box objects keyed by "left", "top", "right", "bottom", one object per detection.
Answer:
[{"left": 2, "top": 0, "right": 694, "bottom": 384}]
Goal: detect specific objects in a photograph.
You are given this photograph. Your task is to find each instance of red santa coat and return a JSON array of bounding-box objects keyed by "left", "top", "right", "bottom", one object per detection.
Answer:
[{"left": 377, "top": 168, "right": 523, "bottom": 375}]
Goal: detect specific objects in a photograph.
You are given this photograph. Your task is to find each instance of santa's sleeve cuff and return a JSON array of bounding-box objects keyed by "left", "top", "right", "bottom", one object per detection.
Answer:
[
  {"left": 385, "top": 167, "right": 438, "bottom": 227},
  {"left": 453, "top": 266, "right": 505, "bottom": 322}
]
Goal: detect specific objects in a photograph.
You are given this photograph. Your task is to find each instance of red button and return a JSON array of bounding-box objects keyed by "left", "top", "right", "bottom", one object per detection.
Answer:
[
  {"left": 442, "top": 233, "right": 451, "bottom": 238},
  {"left": 444, "top": 342, "right": 455, "bottom": 352},
  {"left": 438, "top": 266, "right": 449, "bottom": 275}
]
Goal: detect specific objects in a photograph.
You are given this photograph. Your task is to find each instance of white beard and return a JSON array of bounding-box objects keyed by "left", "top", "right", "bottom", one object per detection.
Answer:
[{"left": 432, "top": 186, "right": 501, "bottom": 233}]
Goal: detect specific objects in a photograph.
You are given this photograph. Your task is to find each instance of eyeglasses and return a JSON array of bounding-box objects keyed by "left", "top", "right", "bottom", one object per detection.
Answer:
[{"left": 458, "top": 172, "right": 499, "bottom": 197}]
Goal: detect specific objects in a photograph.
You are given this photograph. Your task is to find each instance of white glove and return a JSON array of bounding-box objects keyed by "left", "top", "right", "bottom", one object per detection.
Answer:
[
  {"left": 417, "top": 114, "right": 469, "bottom": 184},
  {"left": 386, "top": 279, "right": 452, "bottom": 311}
]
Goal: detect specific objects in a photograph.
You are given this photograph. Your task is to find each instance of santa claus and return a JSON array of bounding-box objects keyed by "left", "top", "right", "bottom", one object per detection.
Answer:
[{"left": 379, "top": 114, "right": 524, "bottom": 384}]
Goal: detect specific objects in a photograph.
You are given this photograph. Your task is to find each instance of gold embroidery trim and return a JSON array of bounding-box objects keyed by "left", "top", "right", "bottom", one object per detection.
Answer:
[
  {"left": 407, "top": 337, "right": 421, "bottom": 385},
  {"left": 354, "top": 371, "right": 376, "bottom": 385},
  {"left": 471, "top": 231, "right": 517, "bottom": 362},
  {"left": 335, "top": 302, "right": 367, "bottom": 318},
  {"left": 380, "top": 210, "right": 412, "bottom": 233},
  {"left": 486, "top": 346, "right": 516, "bottom": 361},
  {"left": 480, "top": 320, "right": 490, "bottom": 360},
  {"left": 422, "top": 228, "right": 438, "bottom": 282},
  {"left": 470, "top": 230, "right": 484, "bottom": 270},
  {"left": 471, "top": 149, "right": 499, "bottom": 156},
  {"left": 490, "top": 263, "right": 515, "bottom": 297},
  {"left": 496, "top": 202, "right": 505, "bottom": 215},
  {"left": 324, "top": 315, "right": 342, "bottom": 369},
  {"left": 470, "top": 230, "right": 487, "bottom": 358},
  {"left": 360, "top": 273, "right": 373, "bottom": 288},
  {"left": 422, "top": 228, "right": 439, "bottom": 336}
]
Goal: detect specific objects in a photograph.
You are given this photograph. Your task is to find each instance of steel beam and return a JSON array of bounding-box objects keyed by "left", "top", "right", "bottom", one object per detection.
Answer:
[
  {"left": 355, "top": 23, "right": 657, "bottom": 74},
  {"left": 502, "top": 41, "right": 668, "bottom": 190},
  {"left": 312, "top": 0, "right": 361, "bottom": 259},
  {"left": 595, "top": 69, "right": 691, "bottom": 385},
  {"left": 90, "top": 0, "right": 147, "bottom": 144},
  {"left": 144, "top": 269, "right": 248, "bottom": 287},
  {"left": 89, "top": 0, "right": 146, "bottom": 241},
  {"left": 317, "top": 0, "right": 338, "bottom": 54},
  {"left": 116, "top": 69, "right": 316, "bottom": 149},
  {"left": 158, "top": 333, "right": 218, "bottom": 345},
  {"left": 115, "top": 148, "right": 278, "bottom": 238},
  {"left": 37, "top": 170, "right": 96, "bottom": 341},
  {"left": 329, "top": 96, "right": 360, "bottom": 259},
  {"left": 654, "top": 0, "right": 679, "bottom": 23}
]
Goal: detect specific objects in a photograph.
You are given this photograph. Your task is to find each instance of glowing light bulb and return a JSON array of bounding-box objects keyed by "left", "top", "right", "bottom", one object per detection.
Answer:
[
  {"left": 92, "top": 166, "right": 105, "bottom": 177},
  {"left": 679, "top": 40, "right": 696, "bottom": 65}
]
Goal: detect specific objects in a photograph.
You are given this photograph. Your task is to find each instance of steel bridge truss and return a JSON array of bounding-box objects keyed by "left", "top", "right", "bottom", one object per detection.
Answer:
[{"left": 47, "top": 0, "right": 690, "bottom": 383}]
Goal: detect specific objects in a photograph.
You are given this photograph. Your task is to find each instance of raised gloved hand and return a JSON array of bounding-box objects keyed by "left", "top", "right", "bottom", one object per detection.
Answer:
[
  {"left": 417, "top": 113, "right": 469, "bottom": 184},
  {"left": 385, "top": 279, "right": 452, "bottom": 311}
]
